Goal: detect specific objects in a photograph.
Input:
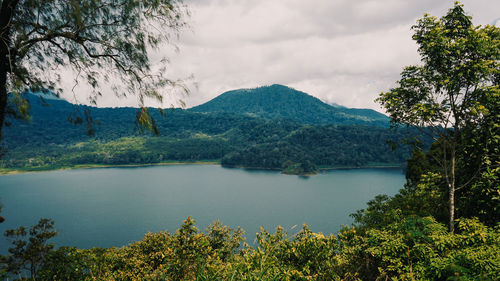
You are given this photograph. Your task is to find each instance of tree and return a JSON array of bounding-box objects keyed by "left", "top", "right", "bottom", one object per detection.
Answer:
[
  {"left": 2, "top": 218, "right": 58, "bottom": 279},
  {"left": 0, "top": 0, "right": 189, "bottom": 140},
  {"left": 377, "top": 2, "right": 499, "bottom": 232}
]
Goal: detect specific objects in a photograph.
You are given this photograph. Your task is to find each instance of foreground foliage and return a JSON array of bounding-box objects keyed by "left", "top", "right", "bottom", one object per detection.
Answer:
[{"left": 2, "top": 216, "right": 498, "bottom": 280}]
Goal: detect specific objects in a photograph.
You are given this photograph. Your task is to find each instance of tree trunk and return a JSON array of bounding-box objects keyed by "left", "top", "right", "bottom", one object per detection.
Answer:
[
  {"left": 449, "top": 145, "right": 456, "bottom": 233},
  {"left": 0, "top": 0, "right": 20, "bottom": 141},
  {"left": 0, "top": 65, "right": 7, "bottom": 141}
]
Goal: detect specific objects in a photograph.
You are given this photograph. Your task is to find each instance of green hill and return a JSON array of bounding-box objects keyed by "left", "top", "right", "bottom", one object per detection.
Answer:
[
  {"left": 190, "top": 84, "right": 389, "bottom": 126},
  {"left": 1, "top": 91, "right": 417, "bottom": 175}
]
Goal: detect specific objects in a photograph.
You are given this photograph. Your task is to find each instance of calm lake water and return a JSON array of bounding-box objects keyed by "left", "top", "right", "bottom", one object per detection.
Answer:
[{"left": 0, "top": 165, "right": 405, "bottom": 253}]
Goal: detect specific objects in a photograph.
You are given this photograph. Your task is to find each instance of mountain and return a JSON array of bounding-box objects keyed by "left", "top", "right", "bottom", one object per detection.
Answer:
[
  {"left": 190, "top": 84, "right": 389, "bottom": 126},
  {"left": 1, "top": 90, "right": 422, "bottom": 174},
  {"left": 3, "top": 93, "right": 258, "bottom": 149}
]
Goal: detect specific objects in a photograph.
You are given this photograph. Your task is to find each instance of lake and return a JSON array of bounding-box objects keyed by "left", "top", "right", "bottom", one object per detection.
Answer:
[{"left": 0, "top": 165, "right": 405, "bottom": 253}]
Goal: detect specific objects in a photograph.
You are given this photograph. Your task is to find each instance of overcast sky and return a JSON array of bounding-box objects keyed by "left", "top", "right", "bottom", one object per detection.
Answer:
[{"left": 70, "top": 0, "right": 499, "bottom": 112}]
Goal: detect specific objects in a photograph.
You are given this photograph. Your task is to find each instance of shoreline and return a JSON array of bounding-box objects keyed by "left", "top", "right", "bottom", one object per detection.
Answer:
[
  {"left": 318, "top": 165, "right": 403, "bottom": 171},
  {"left": 0, "top": 161, "right": 220, "bottom": 176},
  {"left": 0, "top": 162, "right": 402, "bottom": 176}
]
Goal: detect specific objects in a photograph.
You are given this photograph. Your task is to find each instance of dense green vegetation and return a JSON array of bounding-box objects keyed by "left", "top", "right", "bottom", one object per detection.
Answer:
[
  {"left": 1, "top": 90, "right": 415, "bottom": 175},
  {"left": 377, "top": 2, "right": 499, "bottom": 232},
  {"left": 190, "top": 84, "right": 389, "bottom": 126},
  {"left": 1, "top": 215, "right": 498, "bottom": 280},
  {"left": 221, "top": 125, "right": 417, "bottom": 174}
]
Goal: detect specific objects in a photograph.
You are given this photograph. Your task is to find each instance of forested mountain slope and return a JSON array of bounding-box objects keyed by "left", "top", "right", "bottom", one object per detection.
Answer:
[
  {"left": 1, "top": 91, "right": 414, "bottom": 174},
  {"left": 190, "top": 84, "right": 389, "bottom": 126}
]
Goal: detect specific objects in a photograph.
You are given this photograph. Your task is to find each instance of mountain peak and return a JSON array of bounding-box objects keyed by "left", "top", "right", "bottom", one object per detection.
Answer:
[
  {"left": 190, "top": 85, "right": 388, "bottom": 126},
  {"left": 267, "top": 84, "right": 292, "bottom": 89}
]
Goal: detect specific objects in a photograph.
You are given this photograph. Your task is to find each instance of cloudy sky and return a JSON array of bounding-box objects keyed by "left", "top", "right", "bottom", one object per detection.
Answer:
[{"left": 77, "top": 0, "right": 499, "bottom": 112}]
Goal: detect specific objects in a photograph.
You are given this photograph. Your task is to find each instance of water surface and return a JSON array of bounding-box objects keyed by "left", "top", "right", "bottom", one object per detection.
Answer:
[{"left": 0, "top": 165, "right": 404, "bottom": 253}]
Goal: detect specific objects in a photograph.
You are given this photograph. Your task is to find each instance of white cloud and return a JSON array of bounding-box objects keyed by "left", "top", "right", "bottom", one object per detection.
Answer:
[{"left": 76, "top": 0, "right": 499, "bottom": 111}]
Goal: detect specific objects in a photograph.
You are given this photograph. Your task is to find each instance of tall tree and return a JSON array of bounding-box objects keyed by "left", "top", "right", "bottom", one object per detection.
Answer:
[
  {"left": 0, "top": 0, "right": 188, "bottom": 139},
  {"left": 377, "top": 2, "right": 499, "bottom": 232},
  {"left": 3, "top": 218, "right": 57, "bottom": 280}
]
